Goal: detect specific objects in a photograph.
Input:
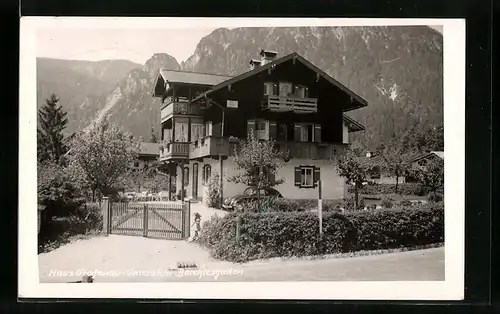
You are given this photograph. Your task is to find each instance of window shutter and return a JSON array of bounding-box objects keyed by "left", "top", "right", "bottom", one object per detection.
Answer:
[
  {"left": 247, "top": 120, "right": 256, "bottom": 138},
  {"left": 269, "top": 121, "right": 277, "bottom": 140},
  {"left": 313, "top": 167, "right": 321, "bottom": 184},
  {"left": 294, "top": 124, "right": 302, "bottom": 141},
  {"left": 314, "top": 124, "right": 322, "bottom": 142},
  {"left": 294, "top": 167, "right": 302, "bottom": 187}
]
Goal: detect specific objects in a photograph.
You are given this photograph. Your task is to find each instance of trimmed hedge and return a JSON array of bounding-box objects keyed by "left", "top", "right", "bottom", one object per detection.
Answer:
[
  {"left": 349, "top": 183, "right": 426, "bottom": 196},
  {"left": 198, "top": 203, "right": 444, "bottom": 263}
]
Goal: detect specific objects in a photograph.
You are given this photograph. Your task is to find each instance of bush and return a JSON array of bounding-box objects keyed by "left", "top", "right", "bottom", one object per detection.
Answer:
[
  {"left": 244, "top": 197, "right": 304, "bottom": 213},
  {"left": 38, "top": 202, "right": 104, "bottom": 253},
  {"left": 343, "top": 197, "right": 365, "bottom": 211},
  {"left": 428, "top": 192, "right": 444, "bottom": 203},
  {"left": 198, "top": 203, "right": 444, "bottom": 263},
  {"left": 399, "top": 199, "right": 412, "bottom": 208},
  {"left": 204, "top": 174, "right": 221, "bottom": 209},
  {"left": 380, "top": 196, "right": 394, "bottom": 209},
  {"left": 350, "top": 183, "right": 425, "bottom": 196}
]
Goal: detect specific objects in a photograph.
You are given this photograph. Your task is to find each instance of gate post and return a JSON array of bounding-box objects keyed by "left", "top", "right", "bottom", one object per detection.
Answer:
[
  {"left": 143, "top": 204, "right": 149, "bottom": 237},
  {"left": 102, "top": 197, "right": 110, "bottom": 235},
  {"left": 183, "top": 200, "right": 191, "bottom": 239}
]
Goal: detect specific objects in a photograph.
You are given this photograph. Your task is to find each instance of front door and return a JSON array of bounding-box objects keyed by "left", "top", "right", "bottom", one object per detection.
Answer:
[{"left": 192, "top": 163, "right": 199, "bottom": 199}]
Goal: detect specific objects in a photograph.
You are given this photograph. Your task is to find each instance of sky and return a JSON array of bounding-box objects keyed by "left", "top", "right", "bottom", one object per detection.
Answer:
[{"left": 36, "top": 25, "right": 443, "bottom": 65}]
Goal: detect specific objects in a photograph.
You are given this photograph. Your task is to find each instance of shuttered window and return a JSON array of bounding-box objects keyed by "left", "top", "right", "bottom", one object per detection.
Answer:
[
  {"left": 269, "top": 121, "right": 277, "bottom": 140},
  {"left": 294, "top": 166, "right": 321, "bottom": 188},
  {"left": 314, "top": 124, "right": 322, "bottom": 142}
]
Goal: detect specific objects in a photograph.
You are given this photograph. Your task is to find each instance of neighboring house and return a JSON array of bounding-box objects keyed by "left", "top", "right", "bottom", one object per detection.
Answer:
[
  {"left": 152, "top": 50, "right": 367, "bottom": 202},
  {"left": 358, "top": 151, "right": 406, "bottom": 185},
  {"left": 130, "top": 142, "right": 160, "bottom": 170},
  {"left": 405, "top": 151, "right": 444, "bottom": 183}
]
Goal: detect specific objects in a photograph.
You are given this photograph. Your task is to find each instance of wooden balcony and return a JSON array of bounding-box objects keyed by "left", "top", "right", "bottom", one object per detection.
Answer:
[
  {"left": 161, "top": 100, "right": 202, "bottom": 123},
  {"left": 159, "top": 142, "right": 190, "bottom": 160},
  {"left": 189, "top": 136, "right": 232, "bottom": 160},
  {"left": 272, "top": 141, "right": 347, "bottom": 160},
  {"left": 262, "top": 95, "right": 318, "bottom": 114}
]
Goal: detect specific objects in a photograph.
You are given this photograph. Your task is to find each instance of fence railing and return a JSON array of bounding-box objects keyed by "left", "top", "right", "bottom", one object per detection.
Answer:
[{"left": 262, "top": 95, "right": 318, "bottom": 113}]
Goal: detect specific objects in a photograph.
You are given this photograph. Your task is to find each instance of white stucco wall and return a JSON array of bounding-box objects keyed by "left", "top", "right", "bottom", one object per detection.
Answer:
[
  {"left": 176, "top": 157, "right": 347, "bottom": 202},
  {"left": 272, "top": 159, "right": 346, "bottom": 200},
  {"left": 342, "top": 121, "right": 349, "bottom": 144}
]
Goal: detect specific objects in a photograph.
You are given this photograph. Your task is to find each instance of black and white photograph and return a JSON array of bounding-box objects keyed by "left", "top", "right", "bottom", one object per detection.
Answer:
[{"left": 19, "top": 17, "right": 465, "bottom": 300}]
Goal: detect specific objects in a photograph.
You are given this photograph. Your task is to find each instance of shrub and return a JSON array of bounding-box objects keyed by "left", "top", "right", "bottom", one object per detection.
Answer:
[
  {"left": 204, "top": 174, "right": 222, "bottom": 209},
  {"left": 38, "top": 202, "right": 104, "bottom": 253},
  {"left": 399, "top": 199, "right": 412, "bottom": 208},
  {"left": 198, "top": 203, "right": 444, "bottom": 263},
  {"left": 380, "top": 196, "right": 394, "bottom": 209},
  {"left": 244, "top": 197, "right": 304, "bottom": 213},
  {"left": 343, "top": 197, "right": 365, "bottom": 211},
  {"left": 350, "top": 183, "right": 425, "bottom": 196},
  {"left": 428, "top": 192, "right": 444, "bottom": 203},
  {"left": 366, "top": 204, "right": 377, "bottom": 210}
]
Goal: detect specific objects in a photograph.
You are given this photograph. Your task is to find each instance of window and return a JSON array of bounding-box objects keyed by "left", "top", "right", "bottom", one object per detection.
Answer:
[
  {"left": 294, "top": 166, "right": 320, "bottom": 188},
  {"left": 202, "top": 165, "right": 211, "bottom": 183},
  {"left": 255, "top": 121, "right": 266, "bottom": 131},
  {"left": 191, "top": 123, "right": 205, "bottom": 141},
  {"left": 294, "top": 85, "right": 307, "bottom": 98},
  {"left": 294, "top": 123, "right": 314, "bottom": 142},
  {"left": 369, "top": 167, "right": 381, "bottom": 179},
  {"left": 264, "top": 82, "right": 278, "bottom": 96},
  {"left": 279, "top": 82, "right": 293, "bottom": 96},
  {"left": 133, "top": 161, "right": 139, "bottom": 168},
  {"left": 301, "top": 167, "right": 314, "bottom": 187}
]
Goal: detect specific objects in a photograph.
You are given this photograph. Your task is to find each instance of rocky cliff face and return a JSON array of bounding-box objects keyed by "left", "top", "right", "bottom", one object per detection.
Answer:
[{"left": 97, "top": 53, "right": 181, "bottom": 138}]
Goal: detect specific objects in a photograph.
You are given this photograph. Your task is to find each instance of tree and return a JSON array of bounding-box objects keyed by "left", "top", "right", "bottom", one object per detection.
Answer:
[
  {"left": 336, "top": 144, "right": 371, "bottom": 209},
  {"left": 377, "top": 136, "right": 414, "bottom": 193},
  {"left": 37, "top": 93, "right": 68, "bottom": 164},
  {"left": 413, "top": 157, "right": 444, "bottom": 194},
  {"left": 149, "top": 127, "right": 158, "bottom": 143},
  {"left": 228, "top": 133, "right": 287, "bottom": 198},
  {"left": 69, "top": 118, "right": 139, "bottom": 201}
]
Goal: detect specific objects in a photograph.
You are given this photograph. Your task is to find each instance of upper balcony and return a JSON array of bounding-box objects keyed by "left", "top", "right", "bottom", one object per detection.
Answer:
[
  {"left": 262, "top": 95, "right": 318, "bottom": 114},
  {"left": 159, "top": 142, "right": 190, "bottom": 161},
  {"left": 189, "top": 136, "right": 232, "bottom": 160},
  {"left": 161, "top": 97, "right": 203, "bottom": 123}
]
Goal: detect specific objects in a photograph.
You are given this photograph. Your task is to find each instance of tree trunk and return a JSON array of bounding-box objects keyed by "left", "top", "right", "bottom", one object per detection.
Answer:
[
  {"left": 354, "top": 184, "right": 359, "bottom": 210},
  {"left": 395, "top": 176, "right": 399, "bottom": 194},
  {"left": 92, "top": 189, "right": 96, "bottom": 202}
]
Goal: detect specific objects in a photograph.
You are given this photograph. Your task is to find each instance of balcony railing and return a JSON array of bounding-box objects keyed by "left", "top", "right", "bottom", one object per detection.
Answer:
[
  {"left": 161, "top": 101, "right": 202, "bottom": 122},
  {"left": 272, "top": 141, "right": 346, "bottom": 160},
  {"left": 159, "top": 142, "right": 189, "bottom": 160},
  {"left": 262, "top": 95, "right": 318, "bottom": 114},
  {"left": 189, "top": 136, "right": 232, "bottom": 159}
]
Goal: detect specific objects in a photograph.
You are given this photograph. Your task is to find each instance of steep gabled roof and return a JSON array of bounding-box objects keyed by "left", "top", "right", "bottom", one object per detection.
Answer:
[
  {"left": 406, "top": 151, "right": 444, "bottom": 164},
  {"left": 191, "top": 52, "right": 368, "bottom": 112},
  {"left": 152, "top": 70, "right": 232, "bottom": 97}
]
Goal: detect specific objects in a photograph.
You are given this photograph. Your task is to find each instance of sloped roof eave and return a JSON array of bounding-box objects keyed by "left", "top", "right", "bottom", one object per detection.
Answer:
[{"left": 190, "top": 52, "right": 368, "bottom": 111}]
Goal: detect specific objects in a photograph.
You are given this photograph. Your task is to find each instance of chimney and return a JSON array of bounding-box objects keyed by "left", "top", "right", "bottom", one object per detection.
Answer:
[
  {"left": 249, "top": 59, "right": 261, "bottom": 70},
  {"left": 260, "top": 49, "right": 278, "bottom": 66}
]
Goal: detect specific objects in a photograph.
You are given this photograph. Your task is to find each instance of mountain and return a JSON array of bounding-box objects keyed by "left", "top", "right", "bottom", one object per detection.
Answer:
[
  {"left": 97, "top": 53, "right": 180, "bottom": 138},
  {"left": 37, "top": 58, "right": 142, "bottom": 134},
  {"left": 181, "top": 26, "right": 443, "bottom": 149}
]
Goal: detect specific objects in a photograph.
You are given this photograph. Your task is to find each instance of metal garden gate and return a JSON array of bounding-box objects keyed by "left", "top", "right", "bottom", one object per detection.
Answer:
[{"left": 101, "top": 197, "right": 190, "bottom": 240}]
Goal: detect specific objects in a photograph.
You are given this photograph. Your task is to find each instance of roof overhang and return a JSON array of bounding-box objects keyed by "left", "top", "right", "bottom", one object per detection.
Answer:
[{"left": 343, "top": 115, "right": 365, "bottom": 132}]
